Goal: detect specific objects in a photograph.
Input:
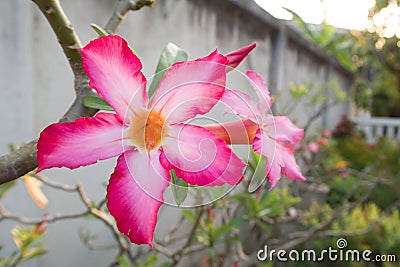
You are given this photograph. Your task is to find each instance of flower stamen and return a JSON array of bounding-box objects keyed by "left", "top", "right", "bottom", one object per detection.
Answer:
[{"left": 128, "top": 110, "right": 166, "bottom": 151}]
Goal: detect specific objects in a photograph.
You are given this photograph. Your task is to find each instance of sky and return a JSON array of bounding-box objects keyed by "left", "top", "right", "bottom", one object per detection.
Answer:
[{"left": 254, "top": 0, "right": 376, "bottom": 30}]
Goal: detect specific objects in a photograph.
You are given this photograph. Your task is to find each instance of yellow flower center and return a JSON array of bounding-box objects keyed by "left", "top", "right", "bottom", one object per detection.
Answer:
[{"left": 127, "top": 110, "right": 166, "bottom": 151}]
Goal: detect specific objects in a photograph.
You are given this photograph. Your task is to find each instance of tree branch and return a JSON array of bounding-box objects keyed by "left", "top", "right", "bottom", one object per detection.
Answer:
[
  {"left": 0, "top": 205, "right": 89, "bottom": 224},
  {"left": 104, "top": 0, "right": 155, "bottom": 33},
  {"left": 0, "top": 0, "right": 152, "bottom": 185},
  {"left": 170, "top": 207, "right": 205, "bottom": 266},
  {"left": 32, "top": 0, "right": 82, "bottom": 72},
  {"left": 0, "top": 140, "right": 38, "bottom": 185}
]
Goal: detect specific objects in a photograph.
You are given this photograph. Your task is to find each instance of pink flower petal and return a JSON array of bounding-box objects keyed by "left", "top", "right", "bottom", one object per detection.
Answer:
[
  {"left": 306, "top": 142, "right": 319, "bottom": 154},
  {"left": 225, "top": 42, "right": 257, "bottom": 72},
  {"left": 221, "top": 90, "right": 259, "bottom": 122},
  {"left": 80, "top": 36, "right": 147, "bottom": 121},
  {"left": 203, "top": 119, "right": 259, "bottom": 145},
  {"left": 278, "top": 144, "right": 307, "bottom": 182},
  {"left": 106, "top": 150, "right": 170, "bottom": 246},
  {"left": 150, "top": 50, "right": 228, "bottom": 124},
  {"left": 160, "top": 124, "right": 245, "bottom": 186},
  {"left": 245, "top": 70, "right": 273, "bottom": 113},
  {"left": 37, "top": 112, "right": 125, "bottom": 171},
  {"left": 252, "top": 129, "right": 281, "bottom": 188},
  {"left": 253, "top": 129, "right": 306, "bottom": 189},
  {"left": 252, "top": 129, "right": 276, "bottom": 159},
  {"left": 263, "top": 115, "right": 304, "bottom": 144}
]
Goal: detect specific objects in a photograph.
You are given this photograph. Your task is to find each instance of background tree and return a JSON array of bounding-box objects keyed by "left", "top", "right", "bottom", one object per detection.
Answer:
[{"left": 290, "top": 0, "right": 400, "bottom": 117}]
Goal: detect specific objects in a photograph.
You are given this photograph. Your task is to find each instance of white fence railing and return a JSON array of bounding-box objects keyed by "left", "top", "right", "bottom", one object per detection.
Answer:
[{"left": 353, "top": 117, "right": 400, "bottom": 143}]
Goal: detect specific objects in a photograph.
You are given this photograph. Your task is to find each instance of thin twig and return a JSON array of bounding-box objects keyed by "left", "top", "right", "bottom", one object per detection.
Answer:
[
  {"left": 170, "top": 207, "right": 205, "bottom": 266},
  {"left": 0, "top": 205, "right": 89, "bottom": 224},
  {"left": 34, "top": 172, "right": 78, "bottom": 191},
  {"left": 184, "top": 207, "right": 205, "bottom": 248},
  {"left": 79, "top": 229, "right": 119, "bottom": 251},
  {"left": 76, "top": 183, "right": 133, "bottom": 260},
  {"left": 159, "top": 214, "right": 185, "bottom": 245},
  {"left": 104, "top": 0, "right": 155, "bottom": 33},
  {"left": 153, "top": 242, "right": 174, "bottom": 258},
  {"left": 303, "top": 101, "right": 337, "bottom": 134}
]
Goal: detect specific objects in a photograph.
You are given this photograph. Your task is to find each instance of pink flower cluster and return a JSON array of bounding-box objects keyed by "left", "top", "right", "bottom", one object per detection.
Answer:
[
  {"left": 306, "top": 129, "right": 332, "bottom": 154},
  {"left": 37, "top": 35, "right": 305, "bottom": 246}
]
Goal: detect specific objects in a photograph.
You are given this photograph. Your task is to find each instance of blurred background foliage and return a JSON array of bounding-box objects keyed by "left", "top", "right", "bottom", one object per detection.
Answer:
[
  {"left": 289, "top": 0, "right": 400, "bottom": 117},
  {"left": 1, "top": 1, "right": 400, "bottom": 266}
]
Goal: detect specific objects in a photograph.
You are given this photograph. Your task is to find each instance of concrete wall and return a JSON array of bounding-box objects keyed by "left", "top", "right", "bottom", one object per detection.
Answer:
[{"left": 0, "top": 0, "right": 352, "bottom": 266}]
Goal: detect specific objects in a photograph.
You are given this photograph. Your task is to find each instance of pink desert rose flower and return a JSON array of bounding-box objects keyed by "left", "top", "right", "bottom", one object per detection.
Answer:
[
  {"left": 317, "top": 136, "right": 329, "bottom": 146},
  {"left": 322, "top": 129, "right": 332, "bottom": 137},
  {"left": 225, "top": 42, "right": 257, "bottom": 71},
  {"left": 37, "top": 35, "right": 251, "bottom": 246},
  {"left": 205, "top": 71, "right": 306, "bottom": 189},
  {"left": 307, "top": 142, "right": 319, "bottom": 154}
]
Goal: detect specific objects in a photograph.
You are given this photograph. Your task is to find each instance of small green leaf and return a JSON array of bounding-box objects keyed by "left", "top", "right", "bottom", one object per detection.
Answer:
[
  {"left": 181, "top": 210, "right": 195, "bottom": 222},
  {"left": 90, "top": 23, "right": 108, "bottom": 36},
  {"left": 148, "top": 43, "right": 189, "bottom": 99},
  {"left": 158, "top": 262, "right": 172, "bottom": 267},
  {"left": 170, "top": 170, "right": 188, "bottom": 206},
  {"left": 228, "top": 217, "right": 245, "bottom": 228},
  {"left": 248, "top": 149, "right": 267, "bottom": 193},
  {"left": 143, "top": 255, "right": 158, "bottom": 267},
  {"left": 8, "top": 143, "right": 17, "bottom": 152},
  {"left": 82, "top": 95, "right": 114, "bottom": 111},
  {"left": 214, "top": 224, "right": 233, "bottom": 239},
  {"left": 117, "top": 255, "right": 131, "bottom": 267},
  {"left": 0, "top": 180, "right": 16, "bottom": 199},
  {"left": 0, "top": 257, "right": 11, "bottom": 266},
  {"left": 22, "top": 245, "right": 46, "bottom": 260}
]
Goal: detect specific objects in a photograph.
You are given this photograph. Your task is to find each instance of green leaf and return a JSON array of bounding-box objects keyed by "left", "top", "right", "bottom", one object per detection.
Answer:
[
  {"left": 90, "top": 23, "right": 108, "bottom": 36},
  {"left": 213, "top": 217, "right": 244, "bottom": 240},
  {"left": 148, "top": 43, "right": 189, "bottom": 99},
  {"left": 170, "top": 170, "right": 188, "bottom": 206},
  {"left": 8, "top": 143, "right": 17, "bottom": 152},
  {"left": 213, "top": 224, "right": 232, "bottom": 239},
  {"left": 0, "top": 257, "right": 11, "bottom": 266},
  {"left": 248, "top": 149, "right": 267, "bottom": 193},
  {"left": 143, "top": 255, "right": 158, "bottom": 267},
  {"left": 0, "top": 180, "right": 16, "bottom": 199},
  {"left": 118, "top": 255, "right": 131, "bottom": 267},
  {"left": 158, "top": 262, "right": 172, "bottom": 267},
  {"left": 228, "top": 217, "right": 245, "bottom": 228},
  {"left": 82, "top": 95, "right": 114, "bottom": 111},
  {"left": 181, "top": 210, "right": 195, "bottom": 222},
  {"left": 22, "top": 244, "right": 46, "bottom": 260}
]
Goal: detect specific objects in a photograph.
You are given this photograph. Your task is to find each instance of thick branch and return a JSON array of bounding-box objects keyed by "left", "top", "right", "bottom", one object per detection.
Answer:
[
  {"left": 0, "top": 141, "right": 38, "bottom": 185},
  {"left": 0, "top": 0, "right": 152, "bottom": 184},
  {"left": 0, "top": 0, "right": 94, "bottom": 185},
  {"left": 33, "top": 0, "right": 83, "bottom": 72}
]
